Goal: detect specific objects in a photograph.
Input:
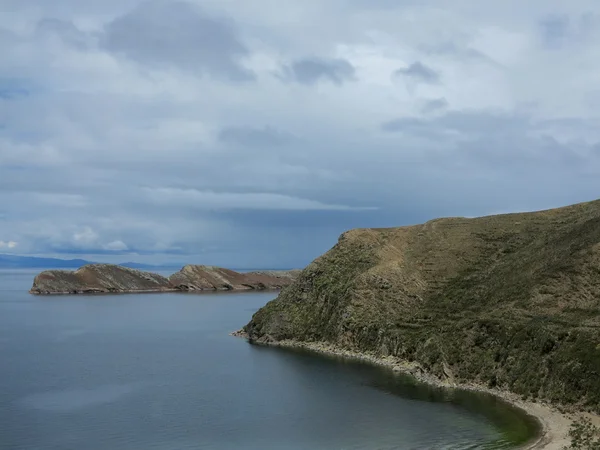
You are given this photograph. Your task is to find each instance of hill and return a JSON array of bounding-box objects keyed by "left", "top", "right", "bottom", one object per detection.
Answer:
[
  {"left": 0, "top": 254, "right": 92, "bottom": 269},
  {"left": 0, "top": 254, "right": 169, "bottom": 270},
  {"left": 243, "top": 198, "right": 600, "bottom": 413}
]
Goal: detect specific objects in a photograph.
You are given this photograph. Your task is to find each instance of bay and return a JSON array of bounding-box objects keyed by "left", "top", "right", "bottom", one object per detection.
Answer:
[{"left": 0, "top": 269, "right": 539, "bottom": 449}]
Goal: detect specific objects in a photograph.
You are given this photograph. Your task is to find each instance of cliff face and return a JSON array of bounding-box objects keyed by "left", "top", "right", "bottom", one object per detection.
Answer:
[
  {"left": 30, "top": 264, "right": 174, "bottom": 294},
  {"left": 31, "top": 264, "right": 299, "bottom": 294},
  {"left": 244, "top": 199, "right": 600, "bottom": 412}
]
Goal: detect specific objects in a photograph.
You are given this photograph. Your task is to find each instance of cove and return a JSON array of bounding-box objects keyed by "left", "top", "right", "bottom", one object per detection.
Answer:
[{"left": 250, "top": 344, "right": 541, "bottom": 449}]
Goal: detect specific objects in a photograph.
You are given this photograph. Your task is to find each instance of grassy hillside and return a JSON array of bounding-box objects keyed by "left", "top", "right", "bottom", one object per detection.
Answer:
[{"left": 244, "top": 199, "right": 600, "bottom": 412}]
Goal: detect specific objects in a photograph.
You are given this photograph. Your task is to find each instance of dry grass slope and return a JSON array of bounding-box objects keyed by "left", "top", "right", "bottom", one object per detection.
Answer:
[{"left": 245, "top": 199, "right": 600, "bottom": 412}]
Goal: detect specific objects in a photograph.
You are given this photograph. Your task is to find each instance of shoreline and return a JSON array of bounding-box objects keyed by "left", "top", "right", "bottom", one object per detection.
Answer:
[{"left": 231, "top": 331, "right": 575, "bottom": 449}]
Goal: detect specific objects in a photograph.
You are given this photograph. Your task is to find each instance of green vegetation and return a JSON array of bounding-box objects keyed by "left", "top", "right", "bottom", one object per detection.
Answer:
[
  {"left": 245, "top": 199, "right": 600, "bottom": 412},
  {"left": 564, "top": 418, "right": 600, "bottom": 449}
]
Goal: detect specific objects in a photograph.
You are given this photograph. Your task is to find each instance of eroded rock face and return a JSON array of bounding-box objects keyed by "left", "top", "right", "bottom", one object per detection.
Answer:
[
  {"left": 167, "top": 265, "right": 299, "bottom": 291},
  {"left": 30, "top": 264, "right": 300, "bottom": 295},
  {"left": 30, "top": 264, "right": 174, "bottom": 295}
]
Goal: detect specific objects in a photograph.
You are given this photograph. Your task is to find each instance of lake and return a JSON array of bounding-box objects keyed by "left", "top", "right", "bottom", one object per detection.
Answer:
[{"left": 0, "top": 269, "right": 539, "bottom": 449}]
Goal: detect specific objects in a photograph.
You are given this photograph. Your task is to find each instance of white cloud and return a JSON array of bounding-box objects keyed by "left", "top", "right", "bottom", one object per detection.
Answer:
[
  {"left": 72, "top": 227, "right": 99, "bottom": 245},
  {"left": 0, "top": 241, "right": 18, "bottom": 249},
  {"left": 103, "top": 240, "right": 129, "bottom": 251}
]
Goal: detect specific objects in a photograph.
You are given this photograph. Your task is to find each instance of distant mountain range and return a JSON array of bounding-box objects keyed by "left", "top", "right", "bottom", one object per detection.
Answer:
[{"left": 0, "top": 254, "right": 170, "bottom": 270}]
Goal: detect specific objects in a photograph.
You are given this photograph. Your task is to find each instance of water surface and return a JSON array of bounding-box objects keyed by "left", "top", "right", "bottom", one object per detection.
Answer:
[{"left": 0, "top": 269, "right": 539, "bottom": 449}]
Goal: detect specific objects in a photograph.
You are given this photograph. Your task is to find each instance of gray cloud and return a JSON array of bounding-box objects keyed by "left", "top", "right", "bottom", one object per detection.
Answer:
[
  {"left": 218, "top": 126, "right": 296, "bottom": 147},
  {"left": 539, "top": 14, "right": 570, "bottom": 49},
  {"left": 281, "top": 57, "right": 356, "bottom": 85},
  {"left": 380, "top": 109, "right": 592, "bottom": 172},
  {"left": 382, "top": 110, "right": 530, "bottom": 137},
  {"left": 538, "top": 12, "right": 600, "bottom": 50},
  {"left": 421, "top": 98, "right": 448, "bottom": 114},
  {"left": 0, "top": 83, "right": 30, "bottom": 100},
  {"left": 381, "top": 117, "right": 432, "bottom": 133},
  {"left": 394, "top": 61, "right": 440, "bottom": 84},
  {"left": 35, "top": 19, "right": 92, "bottom": 50},
  {"left": 420, "top": 41, "right": 494, "bottom": 64},
  {"left": 103, "top": 0, "right": 254, "bottom": 80},
  {"left": 2, "top": 0, "right": 600, "bottom": 267}
]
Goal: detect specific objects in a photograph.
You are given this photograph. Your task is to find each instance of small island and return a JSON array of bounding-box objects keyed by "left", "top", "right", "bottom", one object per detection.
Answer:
[{"left": 30, "top": 264, "right": 299, "bottom": 295}]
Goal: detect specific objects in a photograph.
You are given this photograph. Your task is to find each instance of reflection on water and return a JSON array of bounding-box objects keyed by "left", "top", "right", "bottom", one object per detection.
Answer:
[
  {"left": 365, "top": 362, "right": 540, "bottom": 444},
  {"left": 256, "top": 345, "right": 540, "bottom": 449},
  {"left": 18, "top": 383, "right": 148, "bottom": 412}
]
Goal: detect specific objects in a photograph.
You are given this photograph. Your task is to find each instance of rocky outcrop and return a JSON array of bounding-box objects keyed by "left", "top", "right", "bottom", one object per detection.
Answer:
[
  {"left": 242, "top": 199, "right": 600, "bottom": 413},
  {"left": 168, "top": 265, "right": 300, "bottom": 291},
  {"left": 30, "top": 264, "right": 299, "bottom": 295},
  {"left": 30, "top": 264, "right": 175, "bottom": 294}
]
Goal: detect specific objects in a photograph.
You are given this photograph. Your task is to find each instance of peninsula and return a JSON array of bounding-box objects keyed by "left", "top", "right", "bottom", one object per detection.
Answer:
[
  {"left": 30, "top": 264, "right": 299, "bottom": 295},
  {"left": 239, "top": 198, "right": 600, "bottom": 448}
]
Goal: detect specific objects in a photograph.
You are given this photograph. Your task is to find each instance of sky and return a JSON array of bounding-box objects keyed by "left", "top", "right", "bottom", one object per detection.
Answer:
[{"left": 1, "top": 0, "right": 600, "bottom": 267}]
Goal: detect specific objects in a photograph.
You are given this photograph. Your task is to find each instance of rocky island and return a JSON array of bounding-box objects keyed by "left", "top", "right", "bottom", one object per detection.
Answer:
[
  {"left": 239, "top": 199, "right": 600, "bottom": 448},
  {"left": 30, "top": 264, "right": 299, "bottom": 295}
]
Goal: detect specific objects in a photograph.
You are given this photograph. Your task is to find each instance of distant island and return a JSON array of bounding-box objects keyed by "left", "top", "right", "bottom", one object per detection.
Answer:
[
  {"left": 30, "top": 264, "right": 299, "bottom": 295},
  {"left": 0, "top": 254, "right": 168, "bottom": 270},
  {"left": 238, "top": 198, "right": 600, "bottom": 447}
]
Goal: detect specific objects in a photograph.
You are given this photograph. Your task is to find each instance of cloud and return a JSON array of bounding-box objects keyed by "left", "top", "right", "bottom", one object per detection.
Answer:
[
  {"left": 73, "top": 227, "right": 99, "bottom": 246},
  {"left": 394, "top": 61, "right": 440, "bottom": 84},
  {"left": 380, "top": 110, "right": 530, "bottom": 140},
  {"left": 420, "top": 41, "right": 494, "bottom": 65},
  {"left": 2, "top": 0, "right": 600, "bottom": 267},
  {"left": 539, "top": 14, "right": 570, "bottom": 49},
  {"left": 32, "top": 193, "right": 87, "bottom": 207},
  {"left": 142, "top": 187, "right": 375, "bottom": 211},
  {"left": 281, "top": 57, "right": 356, "bottom": 85},
  {"left": 0, "top": 83, "right": 30, "bottom": 100},
  {"left": 421, "top": 98, "right": 449, "bottom": 114},
  {"left": 218, "top": 126, "right": 296, "bottom": 146},
  {"left": 538, "top": 12, "right": 599, "bottom": 49},
  {"left": 0, "top": 241, "right": 18, "bottom": 249},
  {"left": 35, "top": 18, "right": 93, "bottom": 49},
  {"left": 102, "top": 0, "right": 254, "bottom": 80},
  {"left": 380, "top": 109, "right": 592, "bottom": 172},
  {"left": 103, "top": 240, "right": 129, "bottom": 251}
]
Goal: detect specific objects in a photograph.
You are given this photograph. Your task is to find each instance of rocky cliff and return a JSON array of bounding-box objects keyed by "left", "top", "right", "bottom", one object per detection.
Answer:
[
  {"left": 30, "top": 264, "right": 299, "bottom": 295},
  {"left": 243, "top": 199, "right": 600, "bottom": 413}
]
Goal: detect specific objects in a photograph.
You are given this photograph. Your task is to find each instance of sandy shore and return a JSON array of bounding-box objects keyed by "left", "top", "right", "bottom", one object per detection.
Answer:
[{"left": 231, "top": 331, "right": 580, "bottom": 449}]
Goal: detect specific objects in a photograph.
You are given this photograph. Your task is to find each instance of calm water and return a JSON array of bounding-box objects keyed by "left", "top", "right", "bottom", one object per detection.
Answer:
[{"left": 0, "top": 269, "right": 539, "bottom": 450}]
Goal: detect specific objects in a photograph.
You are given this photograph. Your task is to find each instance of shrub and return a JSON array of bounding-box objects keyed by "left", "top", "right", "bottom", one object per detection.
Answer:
[{"left": 564, "top": 418, "right": 600, "bottom": 450}]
